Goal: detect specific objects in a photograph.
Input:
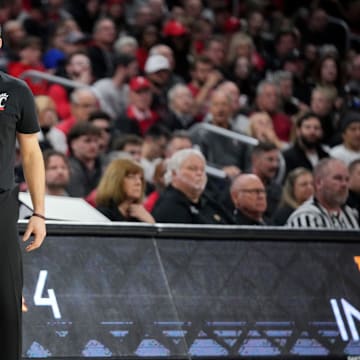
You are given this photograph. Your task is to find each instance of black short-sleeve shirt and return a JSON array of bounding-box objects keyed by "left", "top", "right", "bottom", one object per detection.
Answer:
[{"left": 0, "top": 72, "right": 40, "bottom": 190}]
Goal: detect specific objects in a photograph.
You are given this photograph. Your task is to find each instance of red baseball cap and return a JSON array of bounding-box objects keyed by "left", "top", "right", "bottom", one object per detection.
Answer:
[
  {"left": 129, "top": 76, "right": 151, "bottom": 92},
  {"left": 163, "top": 20, "right": 188, "bottom": 37}
]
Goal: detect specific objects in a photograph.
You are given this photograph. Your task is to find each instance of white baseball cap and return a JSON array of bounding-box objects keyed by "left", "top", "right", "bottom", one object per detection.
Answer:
[{"left": 144, "top": 54, "right": 170, "bottom": 74}]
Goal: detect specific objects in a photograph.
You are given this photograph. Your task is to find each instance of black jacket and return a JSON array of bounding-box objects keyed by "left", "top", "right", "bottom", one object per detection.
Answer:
[
  {"left": 152, "top": 186, "right": 234, "bottom": 224},
  {"left": 282, "top": 142, "right": 329, "bottom": 178}
]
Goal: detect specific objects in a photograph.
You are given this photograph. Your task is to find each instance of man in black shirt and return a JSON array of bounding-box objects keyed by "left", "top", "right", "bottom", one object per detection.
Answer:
[
  {"left": 152, "top": 148, "right": 233, "bottom": 224},
  {"left": 0, "top": 26, "right": 46, "bottom": 360},
  {"left": 230, "top": 174, "right": 268, "bottom": 225}
]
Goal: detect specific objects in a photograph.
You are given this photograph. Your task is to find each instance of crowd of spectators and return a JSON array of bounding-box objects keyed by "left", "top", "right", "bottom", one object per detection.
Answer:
[{"left": 1, "top": 0, "right": 360, "bottom": 229}]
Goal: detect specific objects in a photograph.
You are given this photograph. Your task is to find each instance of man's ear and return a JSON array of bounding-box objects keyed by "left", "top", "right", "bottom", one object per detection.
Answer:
[{"left": 0, "top": 38, "right": 2, "bottom": 49}]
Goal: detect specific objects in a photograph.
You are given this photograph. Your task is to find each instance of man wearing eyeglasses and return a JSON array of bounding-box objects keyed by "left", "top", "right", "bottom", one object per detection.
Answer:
[{"left": 230, "top": 174, "right": 268, "bottom": 225}]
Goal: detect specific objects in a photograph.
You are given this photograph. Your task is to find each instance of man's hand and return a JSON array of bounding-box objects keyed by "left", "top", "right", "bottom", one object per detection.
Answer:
[{"left": 23, "top": 216, "right": 46, "bottom": 252}]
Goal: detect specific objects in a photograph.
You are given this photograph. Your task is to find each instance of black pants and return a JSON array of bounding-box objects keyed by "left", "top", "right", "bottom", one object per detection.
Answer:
[{"left": 0, "top": 187, "right": 22, "bottom": 359}]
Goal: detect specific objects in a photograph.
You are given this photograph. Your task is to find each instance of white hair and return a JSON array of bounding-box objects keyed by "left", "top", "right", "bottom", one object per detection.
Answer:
[
  {"left": 164, "top": 148, "right": 205, "bottom": 185},
  {"left": 114, "top": 35, "right": 138, "bottom": 54}
]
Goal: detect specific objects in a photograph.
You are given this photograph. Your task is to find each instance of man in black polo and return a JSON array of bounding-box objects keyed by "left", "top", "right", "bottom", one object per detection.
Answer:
[{"left": 0, "top": 24, "right": 46, "bottom": 359}]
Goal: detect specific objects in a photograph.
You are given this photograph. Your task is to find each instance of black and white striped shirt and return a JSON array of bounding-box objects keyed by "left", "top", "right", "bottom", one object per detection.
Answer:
[{"left": 286, "top": 197, "right": 359, "bottom": 229}]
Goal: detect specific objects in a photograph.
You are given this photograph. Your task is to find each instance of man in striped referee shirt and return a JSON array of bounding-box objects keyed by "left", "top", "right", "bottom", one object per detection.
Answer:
[{"left": 286, "top": 158, "right": 359, "bottom": 229}]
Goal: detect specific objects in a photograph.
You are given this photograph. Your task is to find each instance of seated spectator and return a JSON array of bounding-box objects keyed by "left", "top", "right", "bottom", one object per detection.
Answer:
[
  {"left": 140, "top": 124, "right": 170, "bottom": 185},
  {"left": 88, "top": 110, "right": 113, "bottom": 155},
  {"left": 109, "top": 134, "right": 143, "bottom": 163},
  {"left": 272, "top": 167, "right": 314, "bottom": 225},
  {"left": 7, "top": 36, "right": 48, "bottom": 95},
  {"left": 95, "top": 158, "right": 155, "bottom": 223},
  {"left": 164, "top": 83, "right": 196, "bottom": 131},
  {"left": 249, "top": 142, "right": 283, "bottom": 218},
  {"left": 49, "top": 51, "right": 94, "bottom": 120},
  {"left": 253, "top": 79, "right": 293, "bottom": 142},
  {"left": 248, "top": 112, "right": 287, "bottom": 150},
  {"left": 190, "top": 90, "right": 251, "bottom": 179},
  {"left": 43, "top": 149, "right": 70, "bottom": 196},
  {"left": 114, "top": 76, "right": 160, "bottom": 136},
  {"left": 66, "top": 122, "right": 103, "bottom": 197},
  {"left": 34, "top": 95, "right": 67, "bottom": 153},
  {"left": 347, "top": 159, "right": 360, "bottom": 218},
  {"left": 187, "top": 55, "right": 223, "bottom": 119},
  {"left": 283, "top": 112, "right": 329, "bottom": 177},
  {"left": 152, "top": 148, "right": 233, "bottom": 224},
  {"left": 286, "top": 158, "right": 359, "bottom": 229},
  {"left": 56, "top": 87, "right": 99, "bottom": 136},
  {"left": 92, "top": 53, "right": 138, "bottom": 120},
  {"left": 310, "top": 86, "right": 339, "bottom": 146},
  {"left": 230, "top": 174, "right": 268, "bottom": 225},
  {"left": 329, "top": 111, "right": 360, "bottom": 165}
]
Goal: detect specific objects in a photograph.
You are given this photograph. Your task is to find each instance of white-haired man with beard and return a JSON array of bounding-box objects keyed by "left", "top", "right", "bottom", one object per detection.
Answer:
[
  {"left": 151, "top": 148, "right": 233, "bottom": 224},
  {"left": 286, "top": 158, "right": 359, "bottom": 229}
]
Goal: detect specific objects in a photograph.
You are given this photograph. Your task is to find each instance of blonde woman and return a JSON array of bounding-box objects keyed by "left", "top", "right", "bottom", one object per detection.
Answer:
[
  {"left": 95, "top": 158, "right": 155, "bottom": 223},
  {"left": 272, "top": 167, "right": 314, "bottom": 225}
]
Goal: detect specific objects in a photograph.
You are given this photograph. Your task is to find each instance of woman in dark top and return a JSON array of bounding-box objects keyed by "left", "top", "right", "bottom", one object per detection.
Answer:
[
  {"left": 96, "top": 158, "right": 155, "bottom": 223},
  {"left": 272, "top": 167, "right": 314, "bottom": 225}
]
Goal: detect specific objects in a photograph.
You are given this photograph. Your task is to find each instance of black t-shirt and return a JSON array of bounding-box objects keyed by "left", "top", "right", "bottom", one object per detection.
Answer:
[
  {"left": 0, "top": 72, "right": 39, "bottom": 190},
  {"left": 152, "top": 185, "right": 234, "bottom": 225}
]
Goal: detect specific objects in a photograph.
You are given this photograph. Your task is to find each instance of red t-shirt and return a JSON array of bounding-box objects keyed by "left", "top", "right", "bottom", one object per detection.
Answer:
[{"left": 7, "top": 62, "right": 48, "bottom": 95}]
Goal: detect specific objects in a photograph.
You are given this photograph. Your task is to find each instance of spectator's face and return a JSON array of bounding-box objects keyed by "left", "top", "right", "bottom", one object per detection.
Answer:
[
  {"left": 174, "top": 154, "right": 207, "bottom": 195},
  {"left": 70, "top": 134, "right": 100, "bottom": 161},
  {"left": 193, "top": 61, "right": 213, "bottom": 86},
  {"left": 184, "top": 0, "right": 202, "bottom": 18},
  {"left": 311, "top": 90, "right": 332, "bottom": 116},
  {"left": 206, "top": 41, "right": 225, "bottom": 67},
  {"left": 320, "top": 58, "right": 337, "bottom": 84},
  {"left": 257, "top": 84, "right": 279, "bottom": 113},
  {"left": 46, "top": 155, "right": 70, "bottom": 189},
  {"left": 234, "top": 57, "right": 250, "bottom": 79},
  {"left": 279, "top": 78, "right": 293, "bottom": 99},
  {"left": 95, "top": 19, "right": 116, "bottom": 45},
  {"left": 166, "top": 137, "right": 192, "bottom": 158},
  {"left": 248, "top": 12, "right": 264, "bottom": 36},
  {"left": 91, "top": 118, "right": 112, "bottom": 153},
  {"left": 72, "top": 92, "right": 99, "bottom": 122},
  {"left": 293, "top": 173, "right": 314, "bottom": 204},
  {"left": 276, "top": 34, "right": 296, "bottom": 57},
  {"left": 130, "top": 89, "right": 153, "bottom": 110},
  {"left": 317, "top": 161, "right": 349, "bottom": 207},
  {"left": 343, "top": 122, "right": 360, "bottom": 151},
  {"left": 253, "top": 149, "right": 279, "bottom": 181},
  {"left": 147, "top": 136, "right": 168, "bottom": 159},
  {"left": 171, "top": 87, "right": 193, "bottom": 114},
  {"left": 297, "top": 117, "right": 323, "bottom": 148},
  {"left": 123, "top": 172, "right": 144, "bottom": 201},
  {"left": 20, "top": 45, "right": 42, "bottom": 65},
  {"left": 210, "top": 92, "right": 231, "bottom": 127},
  {"left": 67, "top": 54, "right": 91, "bottom": 79},
  {"left": 232, "top": 176, "right": 267, "bottom": 215},
  {"left": 218, "top": 83, "right": 240, "bottom": 113},
  {"left": 123, "top": 143, "right": 143, "bottom": 163},
  {"left": 349, "top": 163, "right": 360, "bottom": 193}
]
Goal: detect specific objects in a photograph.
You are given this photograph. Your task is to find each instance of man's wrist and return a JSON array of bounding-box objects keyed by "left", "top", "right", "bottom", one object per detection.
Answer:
[{"left": 32, "top": 212, "right": 46, "bottom": 220}]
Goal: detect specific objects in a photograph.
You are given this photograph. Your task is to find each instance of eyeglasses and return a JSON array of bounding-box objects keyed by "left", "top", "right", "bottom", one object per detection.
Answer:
[{"left": 239, "top": 189, "right": 266, "bottom": 195}]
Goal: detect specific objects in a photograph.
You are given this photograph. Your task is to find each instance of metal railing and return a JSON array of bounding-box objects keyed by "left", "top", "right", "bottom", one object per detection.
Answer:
[{"left": 20, "top": 70, "right": 87, "bottom": 89}]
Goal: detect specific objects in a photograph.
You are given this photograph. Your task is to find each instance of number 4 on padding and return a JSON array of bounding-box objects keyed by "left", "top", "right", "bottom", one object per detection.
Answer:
[{"left": 33, "top": 270, "right": 61, "bottom": 319}]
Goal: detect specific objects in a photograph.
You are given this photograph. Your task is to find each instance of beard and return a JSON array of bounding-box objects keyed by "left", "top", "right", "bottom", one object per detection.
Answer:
[{"left": 299, "top": 135, "right": 320, "bottom": 150}]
